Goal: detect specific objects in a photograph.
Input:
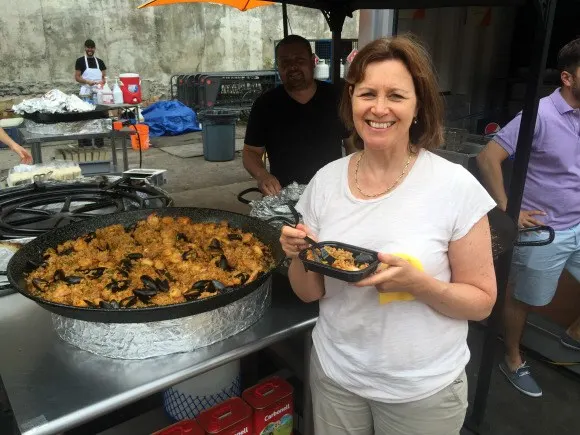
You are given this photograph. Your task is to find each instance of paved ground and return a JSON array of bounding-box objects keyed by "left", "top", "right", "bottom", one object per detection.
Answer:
[{"left": 2, "top": 129, "right": 580, "bottom": 435}]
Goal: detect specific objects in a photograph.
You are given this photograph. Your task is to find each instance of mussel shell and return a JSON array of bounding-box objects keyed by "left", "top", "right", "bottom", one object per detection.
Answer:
[
  {"left": 184, "top": 289, "right": 201, "bottom": 301},
  {"left": 140, "top": 275, "right": 158, "bottom": 291},
  {"left": 59, "top": 247, "right": 74, "bottom": 256},
  {"left": 32, "top": 278, "right": 49, "bottom": 291},
  {"left": 127, "top": 253, "right": 144, "bottom": 260},
  {"left": 227, "top": 233, "right": 242, "bottom": 241},
  {"left": 120, "top": 259, "right": 133, "bottom": 271},
  {"left": 99, "top": 300, "right": 120, "bottom": 309},
  {"left": 235, "top": 272, "right": 249, "bottom": 284},
  {"left": 120, "top": 296, "right": 137, "bottom": 308},
  {"left": 209, "top": 238, "right": 222, "bottom": 250},
  {"left": 85, "top": 267, "right": 106, "bottom": 279},
  {"left": 210, "top": 280, "right": 226, "bottom": 292},
  {"left": 182, "top": 250, "right": 196, "bottom": 261},
  {"left": 84, "top": 299, "right": 99, "bottom": 308},
  {"left": 155, "top": 278, "right": 170, "bottom": 292},
  {"left": 133, "top": 288, "right": 157, "bottom": 303},
  {"left": 107, "top": 279, "right": 131, "bottom": 293},
  {"left": 176, "top": 233, "right": 189, "bottom": 242},
  {"left": 64, "top": 276, "right": 83, "bottom": 285},
  {"left": 53, "top": 269, "right": 66, "bottom": 281},
  {"left": 84, "top": 232, "right": 97, "bottom": 242},
  {"left": 218, "top": 255, "right": 234, "bottom": 272},
  {"left": 117, "top": 269, "right": 130, "bottom": 278},
  {"left": 156, "top": 269, "right": 175, "bottom": 282},
  {"left": 191, "top": 280, "right": 211, "bottom": 291},
  {"left": 116, "top": 279, "right": 130, "bottom": 291}
]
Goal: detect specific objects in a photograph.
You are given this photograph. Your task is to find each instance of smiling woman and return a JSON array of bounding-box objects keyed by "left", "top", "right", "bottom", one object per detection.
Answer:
[
  {"left": 279, "top": 35, "right": 497, "bottom": 435},
  {"left": 340, "top": 35, "right": 444, "bottom": 152}
]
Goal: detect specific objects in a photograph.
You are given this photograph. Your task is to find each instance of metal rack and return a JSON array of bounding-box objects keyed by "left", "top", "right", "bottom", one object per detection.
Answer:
[{"left": 170, "top": 70, "right": 277, "bottom": 112}]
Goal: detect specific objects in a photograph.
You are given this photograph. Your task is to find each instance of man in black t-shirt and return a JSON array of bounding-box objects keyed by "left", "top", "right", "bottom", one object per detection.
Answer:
[
  {"left": 74, "top": 39, "right": 107, "bottom": 147},
  {"left": 243, "top": 35, "right": 353, "bottom": 195},
  {"left": 75, "top": 39, "right": 107, "bottom": 93}
]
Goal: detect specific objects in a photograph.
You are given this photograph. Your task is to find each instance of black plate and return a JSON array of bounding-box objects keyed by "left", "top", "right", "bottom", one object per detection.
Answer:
[
  {"left": 299, "top": 242, "right": 379, "bottom": 283},
  {"left": 22, "top": 105, "right": 110, "bottom": 124},
  {"left": 7, "top": 208, "right": 285, "bottom": 323}
]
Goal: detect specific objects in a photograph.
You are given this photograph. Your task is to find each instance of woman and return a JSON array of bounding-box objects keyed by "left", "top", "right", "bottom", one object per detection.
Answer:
[
  {"left": 0, "top": 127, "right": 32, "bottom": 164},
  {"left": 280, "top": 36, "right": 497, "bottom": 435}
]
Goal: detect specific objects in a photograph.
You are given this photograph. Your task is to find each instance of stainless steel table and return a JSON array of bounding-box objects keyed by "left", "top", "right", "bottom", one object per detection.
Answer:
[
  {"left": 18, "top": 129, "right": 132, "bottom": 172},
  {"left": 0, "top": 274, "right": 318, "bottom": 435}
]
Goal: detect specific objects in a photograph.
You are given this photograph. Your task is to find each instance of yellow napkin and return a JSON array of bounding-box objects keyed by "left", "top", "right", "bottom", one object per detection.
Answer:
[{"left": 378, "top": 253, "right": 424, "bottom": 305}]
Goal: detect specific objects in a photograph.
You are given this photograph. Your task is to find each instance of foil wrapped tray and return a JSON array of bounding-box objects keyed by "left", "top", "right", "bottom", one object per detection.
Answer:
[
  {"left": 13, "top": 89, "right": 95, "bottom": 115},
  {"left": 52, "top": 278, "right": 272, "bottom": 359},
  {"left": 249, "top": 182, "right": 306, "bottom": 229},
  {"left": 24, "top": 118, "right": 112, "bottom": 135}
]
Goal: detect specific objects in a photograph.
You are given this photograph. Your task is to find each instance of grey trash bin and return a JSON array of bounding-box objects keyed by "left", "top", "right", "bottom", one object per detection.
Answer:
[{"left": 199, "top": 109, "right": 239, "bottom": 162}]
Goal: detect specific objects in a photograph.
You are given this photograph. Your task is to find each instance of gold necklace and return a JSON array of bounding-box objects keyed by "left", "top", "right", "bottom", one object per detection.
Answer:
[{"left": 354, "top": 151, "right": 412, "bottom": 198}]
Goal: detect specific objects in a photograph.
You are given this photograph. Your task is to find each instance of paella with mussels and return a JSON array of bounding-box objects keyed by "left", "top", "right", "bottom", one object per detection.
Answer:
[
  {"left": 25, "top": 214, "right": 275, "bottom": 309},
  {"left": 306, "top": 246, "right": 371, "bottom": 271}
]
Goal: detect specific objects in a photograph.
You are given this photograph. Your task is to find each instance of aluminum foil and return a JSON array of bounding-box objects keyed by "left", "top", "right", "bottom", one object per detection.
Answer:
[
  {"left": 13, "top": 89, "right": 95, "bottom": 114},
  {"left": 24, "top": 118, "right": 112, "bottom": 135},
  {"left": 51, "top": 278, "right": 272, "bottom": 359},
  {"left": 249, "top": 182, "right": 306, "bottom": 228}
]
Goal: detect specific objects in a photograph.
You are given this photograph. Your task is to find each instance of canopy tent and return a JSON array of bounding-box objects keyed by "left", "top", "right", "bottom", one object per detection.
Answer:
[
  {"left": 138, "top": 0, "right": 274, "bottom": 11},
  {"left": 263, "top": 0, "right": 557, "bottom": 433},
  {"left": 138, "top": 0, "right": 292, "bottom": 37}
]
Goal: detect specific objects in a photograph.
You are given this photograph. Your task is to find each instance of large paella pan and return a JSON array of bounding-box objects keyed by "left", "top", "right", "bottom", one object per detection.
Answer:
[{"left": 7, "top": 208, "right": 285, "bottom": 323}]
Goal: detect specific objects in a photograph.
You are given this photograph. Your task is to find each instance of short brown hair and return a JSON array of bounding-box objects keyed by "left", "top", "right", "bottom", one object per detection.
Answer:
[
  {"left": 339, "top": 35, "right": 444, "bottom": 151},
  {"left": 557, "top": 38, "right": 580, "bottom": 74}
]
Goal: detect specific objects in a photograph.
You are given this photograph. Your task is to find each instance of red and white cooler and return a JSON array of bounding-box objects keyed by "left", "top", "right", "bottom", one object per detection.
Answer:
[{"left": 119, "top": 73, "right": 142, "bottom": 104}]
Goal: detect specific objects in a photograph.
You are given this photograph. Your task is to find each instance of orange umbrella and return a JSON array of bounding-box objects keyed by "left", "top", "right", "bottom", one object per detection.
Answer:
[{"left": 138, "top": 0, "right": 274, "bottom": 12}]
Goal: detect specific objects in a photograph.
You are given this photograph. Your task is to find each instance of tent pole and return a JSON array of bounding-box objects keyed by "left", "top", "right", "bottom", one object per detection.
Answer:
[
  {"left": 464, "top": 0, "right": 557, "bottom": 432},
  {"left": 323, "top": 9, "right": 347, "bottom": 84},
  {"left": 282, "top": 2, "right": 289, "bottom": 37}
]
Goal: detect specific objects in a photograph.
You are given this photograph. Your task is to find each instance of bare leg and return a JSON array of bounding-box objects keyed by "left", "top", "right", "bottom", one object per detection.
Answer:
[{"left": 503, "top": 286, "right": 531, "bottom": 370}]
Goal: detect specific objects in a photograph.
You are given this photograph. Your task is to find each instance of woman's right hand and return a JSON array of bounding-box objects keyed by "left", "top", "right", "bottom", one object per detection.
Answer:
[{"left": 280, "top": 224, "right": 317, "bottom": 259}]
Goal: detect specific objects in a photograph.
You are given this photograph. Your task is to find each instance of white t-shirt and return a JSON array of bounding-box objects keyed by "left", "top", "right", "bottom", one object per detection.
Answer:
[{"left": 296, "top": 150, "right": 496, "bottom": 403}]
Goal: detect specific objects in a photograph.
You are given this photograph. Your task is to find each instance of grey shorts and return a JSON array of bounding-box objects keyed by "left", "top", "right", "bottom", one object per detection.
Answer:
[{"left": 510, "top": 223, "right": 580, "bottom": 306}]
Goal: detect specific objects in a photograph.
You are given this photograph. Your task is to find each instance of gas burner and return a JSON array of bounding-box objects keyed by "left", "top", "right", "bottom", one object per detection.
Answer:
[{"left": 0, "top": 178, "right": 173, "bottom": 240}]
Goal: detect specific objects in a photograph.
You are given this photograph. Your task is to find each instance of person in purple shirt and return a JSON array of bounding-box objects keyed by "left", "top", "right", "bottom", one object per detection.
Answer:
[{"left": 478, "top": 38, "right": 580, "bottom": 398}]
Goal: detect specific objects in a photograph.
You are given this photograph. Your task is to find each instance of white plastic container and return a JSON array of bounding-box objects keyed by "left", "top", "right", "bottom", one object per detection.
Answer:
[
  {"left": 314, "top": 59, "right": 330, "bottom": 80},
  {"left": 340, "top": 61, "right": 345, "bottom": 78},
  {"left": 101, "top": 83, "right": 114, "bottom": 104},
  {"left": 95, "top": 87, "right": 104, "bottom": 105},
  {"left": 112, "top": 80, "right": 124, "bottom": 104}
]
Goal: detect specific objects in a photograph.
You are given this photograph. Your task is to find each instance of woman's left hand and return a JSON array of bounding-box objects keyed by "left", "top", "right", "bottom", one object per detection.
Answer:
[{"left": 354, "top": 252, "right": 425, "bottom": 294}]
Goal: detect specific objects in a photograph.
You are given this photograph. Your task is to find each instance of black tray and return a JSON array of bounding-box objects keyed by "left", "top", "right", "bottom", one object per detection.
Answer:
[
  {"left": 22, "top": 105, "right": 110, "bottom": 124},
  {"left": 299, "top": 242, "right": 380, "bottom": 283}
]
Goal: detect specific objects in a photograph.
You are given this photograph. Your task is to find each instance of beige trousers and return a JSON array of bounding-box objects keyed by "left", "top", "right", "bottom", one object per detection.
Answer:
[{"left": 310, "top": 348, "right": 468, "bottom": 435}]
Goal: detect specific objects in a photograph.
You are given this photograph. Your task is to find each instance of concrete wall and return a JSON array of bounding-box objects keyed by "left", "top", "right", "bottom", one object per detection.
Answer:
[{"left": 0, "top": 0, "right": 359, "bottom": 99}]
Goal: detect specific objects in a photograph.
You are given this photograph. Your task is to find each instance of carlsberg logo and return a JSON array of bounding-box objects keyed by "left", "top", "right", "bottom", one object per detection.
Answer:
[
  {"left": 234, "top": 428, "right": 248, "bottom": 435},
  {"left": 265, "top": 404, "right": 291, "bottom": 422}
]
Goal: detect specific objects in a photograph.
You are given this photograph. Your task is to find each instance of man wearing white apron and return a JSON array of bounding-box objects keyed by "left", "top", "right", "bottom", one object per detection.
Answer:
[{"left": 74, "top": 39, "right": 107, "bottom": 147}]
